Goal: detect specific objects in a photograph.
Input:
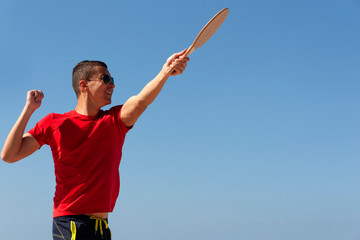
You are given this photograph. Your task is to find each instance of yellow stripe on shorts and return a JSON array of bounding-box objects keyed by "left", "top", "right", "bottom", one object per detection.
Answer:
[{"left": 70, "top": 221, "right": 77, "bottom": 240}]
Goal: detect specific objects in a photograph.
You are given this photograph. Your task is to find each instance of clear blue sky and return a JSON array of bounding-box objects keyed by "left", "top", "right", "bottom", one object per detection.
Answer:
[{"left": 0, "top": 0, "right": 359, "bottom": 239}]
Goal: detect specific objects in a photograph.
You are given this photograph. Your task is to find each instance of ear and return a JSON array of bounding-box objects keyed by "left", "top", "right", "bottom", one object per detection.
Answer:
[{"left": 79, "top": 80, "right": 88, "bottom": 93}]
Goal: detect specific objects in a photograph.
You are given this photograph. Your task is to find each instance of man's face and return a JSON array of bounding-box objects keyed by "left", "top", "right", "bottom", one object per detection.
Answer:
[{"left": 86, "top": 66, "right": 115, "bottom": 108}]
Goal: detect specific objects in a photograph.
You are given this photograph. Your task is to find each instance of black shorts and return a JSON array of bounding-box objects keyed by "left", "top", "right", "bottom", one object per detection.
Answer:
[{"left": 52, "top": 215, "right": 112, "bottom": 240}]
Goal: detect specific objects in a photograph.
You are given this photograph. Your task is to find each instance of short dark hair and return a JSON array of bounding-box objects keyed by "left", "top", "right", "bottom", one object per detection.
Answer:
[{"left": 72, "top": 60, "right": 108, "bottom": 98}]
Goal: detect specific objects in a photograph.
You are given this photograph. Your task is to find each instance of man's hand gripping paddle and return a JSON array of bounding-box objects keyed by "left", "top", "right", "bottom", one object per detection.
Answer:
[{"left": 168, "top": 8, "right": 229, "bottom": 75}]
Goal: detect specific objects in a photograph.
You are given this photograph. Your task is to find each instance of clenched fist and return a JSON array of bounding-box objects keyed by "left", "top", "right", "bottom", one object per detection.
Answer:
[
  {"left": 26, "top": 90, "right": 44, "bottom": 111},
  {"left": 163, "top": 49, "right": 190, "bottom": 76}
]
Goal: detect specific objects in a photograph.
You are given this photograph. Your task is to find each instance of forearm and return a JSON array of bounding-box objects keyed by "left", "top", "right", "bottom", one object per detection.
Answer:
[
  {"left": 134, "top": 49, "right": 188, "bottom": 107},
  {"left": 120, "top": 70, "right": 169, "bottom": 127},
  {"left": 120, "top": 50, "right": 188, "bottom": 127},
  {"left": 136, "top": 69, "right": 169, "bottom": 107},
  {"left": 1, "top": 105, "right": 35, "bottom": 162}
]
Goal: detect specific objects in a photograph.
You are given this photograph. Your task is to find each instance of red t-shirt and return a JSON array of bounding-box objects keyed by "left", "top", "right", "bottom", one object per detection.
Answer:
[{"left": 28, "top": 105, "right": 131, "bottom": 217}]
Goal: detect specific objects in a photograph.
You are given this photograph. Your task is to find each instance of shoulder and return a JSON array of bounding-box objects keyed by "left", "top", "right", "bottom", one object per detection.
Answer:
[
  {"left": 42, "top": 112, "right": 69, "bottom": 121},
  {"left": 100, "top": 105, "right": 132, "bottom": 131},
  {"left": 109, "top": 105, "right": 124, "bottom": 112},
  {"left": 36, "top": 113, "right": 55, "bottom": 125},
  {"left": 36, "top": 111, "right": 73, "bottom": 127},
  {"left": 101, "top": 105, "right": 124, "bottom": 117}
]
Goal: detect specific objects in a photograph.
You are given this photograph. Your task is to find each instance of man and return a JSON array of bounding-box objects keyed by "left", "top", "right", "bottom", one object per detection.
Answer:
[{"left": 1, "top": 49, "right": 189, "bottom": 240}]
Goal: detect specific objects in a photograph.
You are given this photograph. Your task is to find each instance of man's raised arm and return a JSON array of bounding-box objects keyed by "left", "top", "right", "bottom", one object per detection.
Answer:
[
  {"left": 121, "top": 50, "right": 189, "bottom": 127},
  {"left": 1, "top": 90, "right": 44, "bottom": 163}
]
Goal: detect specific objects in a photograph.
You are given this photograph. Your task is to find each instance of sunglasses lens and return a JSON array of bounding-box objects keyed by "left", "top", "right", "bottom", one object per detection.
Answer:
[{"left": 102, "top": 75, "right": 114, "bottom": 85}]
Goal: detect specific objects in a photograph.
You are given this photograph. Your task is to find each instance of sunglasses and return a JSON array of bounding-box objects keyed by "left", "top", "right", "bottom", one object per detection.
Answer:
[{"left": 86, "top": 74, "right": 114, "bottom": 85}]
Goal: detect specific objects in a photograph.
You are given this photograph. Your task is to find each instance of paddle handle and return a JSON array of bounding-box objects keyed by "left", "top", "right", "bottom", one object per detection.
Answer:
[{"left": 166, "top": 46, "right": 194, "bottom": 76}]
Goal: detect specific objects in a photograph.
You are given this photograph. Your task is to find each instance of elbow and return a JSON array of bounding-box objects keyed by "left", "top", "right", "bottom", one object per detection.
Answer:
[
  {"left": 121, "top": 97, "right": 148, "bottom": 127},
  {"left": 133, "top": 99, "right": 148, "bottom": 121},
  {"left": 136, "top": 98, "right": 149, "bottom": 112},
  {"left": 1, "top": 150, "right": 17, "bottom": 163},
  {"left": 129, "top": 96, "right": 148, "bottom": 113}
]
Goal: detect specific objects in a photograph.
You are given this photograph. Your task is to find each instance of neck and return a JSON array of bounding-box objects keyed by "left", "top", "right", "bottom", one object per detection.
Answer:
[{"left": 75, "top": 97, "right": 101, "bottom": 117}]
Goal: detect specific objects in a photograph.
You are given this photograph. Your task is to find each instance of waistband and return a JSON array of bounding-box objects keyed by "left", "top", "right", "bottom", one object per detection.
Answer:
[{"left": 54, "top": 215, "right": 109, "bottom": 237}]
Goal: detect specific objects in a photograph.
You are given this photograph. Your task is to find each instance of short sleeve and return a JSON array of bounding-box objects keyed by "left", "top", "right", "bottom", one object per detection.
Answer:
[
  {"left": 109, "top": 105, "right": 133, "bottom": 134},
  {"left": 27, "top": 113, "right": 53, "bottom": 148}
]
